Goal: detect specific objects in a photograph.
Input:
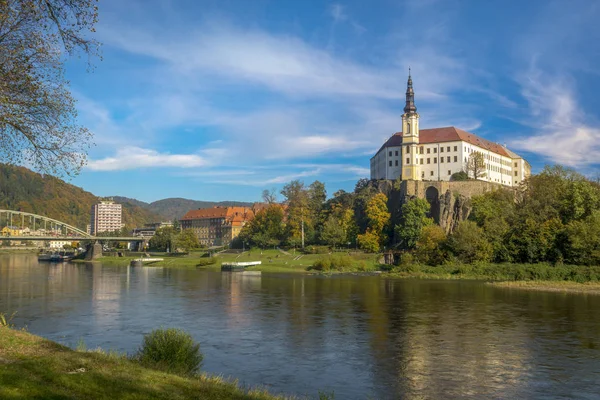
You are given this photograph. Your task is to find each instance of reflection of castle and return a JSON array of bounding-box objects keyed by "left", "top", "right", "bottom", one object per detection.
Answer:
[{"left": 371, "top": 73, "right": 531, "bottom": 186}]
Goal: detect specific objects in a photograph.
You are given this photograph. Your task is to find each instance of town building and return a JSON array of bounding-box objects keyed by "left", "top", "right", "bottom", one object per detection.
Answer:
[
  {"left": 132, "top": 221, "right": 174, "bottom": 239},
  {"left": 180, "top": 206, "right": 254, "bottom": 247},
  {"left": 90, "top": 199, "right": 123, "bottom": 235},
  {"left": 370, "top": 73, "right": 531, "bottom": 186}
]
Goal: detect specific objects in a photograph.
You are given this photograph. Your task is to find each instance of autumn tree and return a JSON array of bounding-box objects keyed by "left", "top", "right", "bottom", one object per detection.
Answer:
[
  {"left": 320, "top": 216, "right": 346, "bottom": 248},
  {"left": 281, "top": 180, "right": 311, "bottom": 248},
  {"left": 357, "top": 192, "right": 390, "bottom": 252},
  {"left": 0, "top": 0, "right": 99, "bottom": 177},
  {"left": 467, "top": 152, "right": 486, "bottom": 180}
]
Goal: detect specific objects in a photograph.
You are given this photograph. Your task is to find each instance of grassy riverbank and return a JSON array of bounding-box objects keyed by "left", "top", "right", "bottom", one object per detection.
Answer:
[
  {"left": 0, "top": 326, "right": 287, "bottom": 400},
  {"left": 79, "top": 249, "right": 379, "bottom": 273}
]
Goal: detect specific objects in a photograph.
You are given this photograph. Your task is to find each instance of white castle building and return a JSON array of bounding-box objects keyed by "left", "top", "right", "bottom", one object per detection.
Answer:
[{"left": 370, "top": 73, "right": 531, "bottom": 186}]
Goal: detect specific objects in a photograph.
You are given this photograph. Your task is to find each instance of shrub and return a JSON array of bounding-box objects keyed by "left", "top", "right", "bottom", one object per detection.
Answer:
[
  {"left": 311, "top": 255, "right": 355, "bottom": 271},
  {"left": 135, "top": 328, "right": 203, "bottom": 376},
  {"left": 196, "top": 258, "right": 216, "bottom": 267}
]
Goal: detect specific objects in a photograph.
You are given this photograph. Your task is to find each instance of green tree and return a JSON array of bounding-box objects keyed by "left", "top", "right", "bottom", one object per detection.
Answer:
[
  {"left": 320, "top": 216, "right": 346, "bottom": 248},
  {"left": 446, "top": 220, "right": 493, "bottom": 263},
  {"left": 149, "top": 227, "right": 177, "bottom": 252},
  {"left": 174, "top": 229, "right": 199, "bottom": 252},
  {"left": 470, "top": 189, "right": 515, "bottom": 261},
  {"left": 467, "top": 152, "right": 486, "bottom": 180},
  {"left": 450, "top": 171, "right": 469, "bottom": 181},
  {"left": 0, "top": 0, "right": 99, "bottom": 177},
  {"left": 564, "top": 210, "right": 600, "bottom": 265},
  {"left": 238, "top": 205, "right": 285, "bottom": 248},
  {"left": 395, "top": 198, "right": 433, "bottom": 250}
]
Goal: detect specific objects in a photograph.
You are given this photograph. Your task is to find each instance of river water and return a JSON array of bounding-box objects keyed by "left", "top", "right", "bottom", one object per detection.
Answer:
[{"left": 1, "top": 254, "right": 599, "bottom": 399}]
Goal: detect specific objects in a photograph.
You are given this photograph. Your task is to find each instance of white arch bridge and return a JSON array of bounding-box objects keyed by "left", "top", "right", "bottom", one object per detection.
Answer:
[{"left": 0, "top": 209, "right": 144, "bottom": 242}]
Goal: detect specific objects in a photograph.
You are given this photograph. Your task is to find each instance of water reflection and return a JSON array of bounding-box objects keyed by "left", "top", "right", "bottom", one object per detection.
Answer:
[{"left": 1, "top": 254, "right": 599, "bottom": 399}]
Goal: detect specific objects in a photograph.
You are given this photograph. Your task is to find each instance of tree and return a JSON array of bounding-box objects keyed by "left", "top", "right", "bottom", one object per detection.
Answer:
[
  {"left": 564, "top": 210, "right": 600, "bottom": 265},
  {"left": 149, "top": 227, "right": 177, "bottom": 252},
  {"left": 174, "top": 229, "right": 199, "bottom": 252},
  {"left": 0, "top": 0, "right": 99, "bottom": 177},
  {"left": 450, "top": 171, "right": 469, "bottom": 181},
  {"left": 357, "top": 230, "right": 380, "bottom": 253},
  {"left": 281, "top": 180, "right": 311, "bottom": 247},
  {"left": 467, "top": 153, "right": 486, "bottom": 180},
  {"left": 357, "top": 193, "right": 390, "bottom": 252},
  {"left": 238, "top": 205, "right": 285, "bottom": 248},
  {"left": 415, "top": 225, "right": 447, "bottom": 265},
  {"left": 395, "top": 198, "right": 433, "bottom": 250},
  {"left": 261, "top": 188, "right": 277, "bottom": 204},
  {"left": 320, "top": 216, "right": 346, "bottom": 248},
  {"left": 446, "top": 221, "right": 493, "bottom": 263}
]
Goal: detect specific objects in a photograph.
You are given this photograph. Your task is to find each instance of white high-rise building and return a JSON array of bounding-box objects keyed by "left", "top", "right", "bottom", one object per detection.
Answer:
[
  {"left": 370, "top": 72, "right": 531, "bottom": 186},
  {"left": 90, "top": 200, "right": 123, "bottom": 235}
]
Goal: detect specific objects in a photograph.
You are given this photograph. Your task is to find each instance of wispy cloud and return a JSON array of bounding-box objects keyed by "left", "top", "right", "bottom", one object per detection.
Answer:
[
  {"left": 510, "top": 69, "right": 600, "bottom": 167},
  {"left": 87, "top": 147, "right": 207, "bottom": 171}
]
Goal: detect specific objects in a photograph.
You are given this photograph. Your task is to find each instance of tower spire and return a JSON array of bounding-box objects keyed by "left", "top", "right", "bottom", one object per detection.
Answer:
[{"left": 404, "top": 69, "right": 417, "bottom": 114}]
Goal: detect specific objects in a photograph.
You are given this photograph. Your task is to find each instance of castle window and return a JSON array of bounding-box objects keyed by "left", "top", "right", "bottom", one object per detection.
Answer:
[
  {"left": 389, "top": 161, "right": 392, "bottom": 167},
  {"left": 434, "top": 157, "right": 437, "bottom": 163},
  {"left": 395, "top": 160, "right": 398, "bottom": 166},
  {"left": 514, "top": 171, "right": 518, "bottom": 176},
  {"left": 389, "top": 151, "right": 392, "bottom": 156},
  {"left": 427, "top": 148, "right": 430, "bottom": 154},
  {"left": 406, "top": 146, "right": 410, "bottom": 154},
  {"left": 420, "top": 146, "right": 424, "bottom": 154},
  {"left": 430, "top": 171, "right": 434, "bottom": 176},
  {"left": 434, "top": 148, "right": 437, "bottom": 153},
  {"left": 441, "top": 147, "right": 444, "bottom": 153},
  {"left": 427, "top": 158, "right": 430, "bottom": 164},
  {"left": 406, "top": 158, "right": 409, "bottom": 164},
  {"left": 407, "top": 123, "right": 411, "bottom": 134},
  {"left": 514, "top": 162, "right": 518, "bottom": 167},
  {"left": 454, "top": 156, "right": 458, "bottom": 162},
  {"left": 448, "top": 170, "right": 451, "bottom": 175},
  {"left": 420, "top": 159, "right": 424, "bottom": 165},
  {"left": 395, "top": 150, "right": 399, "bottom": 156},
  {"left": 447, "top": 146, "right": 450, "bottom": 152},
  {"left": 447, "top": 156, "right": 450, "bottom": 163},
  {"left": 421, "top": 171, "right": 425, "bottom": 178},
  {"left": 440, "top": 157, "right": 444, "bottom": 163}
]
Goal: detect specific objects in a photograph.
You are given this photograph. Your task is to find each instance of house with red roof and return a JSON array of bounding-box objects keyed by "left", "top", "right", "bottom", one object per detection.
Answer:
[
  {"left": 370, "top": 73, "right": 531, "bottom": 186},
  {"left": 180, "top": 206, "right": 254, "bottom": 247}
]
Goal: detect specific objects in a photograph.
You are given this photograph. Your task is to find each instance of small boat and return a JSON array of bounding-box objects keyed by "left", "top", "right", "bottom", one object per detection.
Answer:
[
  {"left": 130, "top": 258, "right": 164, "bottom": 267},
  {"left": 38, "top": 253, "right": 63, "bottom": 262},
  {"left": 221, "top": 261, "right": 262, "bottom": 272}
]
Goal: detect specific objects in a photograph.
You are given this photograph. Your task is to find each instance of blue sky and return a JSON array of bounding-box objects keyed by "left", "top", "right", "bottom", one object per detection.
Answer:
[{"left": 67, "top": 0, "right": 600, "bottom": 203}]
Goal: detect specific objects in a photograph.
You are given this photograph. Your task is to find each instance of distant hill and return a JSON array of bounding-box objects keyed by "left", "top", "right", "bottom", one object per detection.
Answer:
[
  {"left": 113, "top": 197, "right": 253, "bottom": 221},
  {"left": 0, "top": 164, "right": 162, "bottom": 230}
]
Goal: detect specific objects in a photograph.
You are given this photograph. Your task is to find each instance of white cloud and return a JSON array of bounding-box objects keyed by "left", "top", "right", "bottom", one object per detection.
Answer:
[
  {"left": 510, "top": 69, "right": 600, "bottom": 167},
  {"left": 330, "top": 4, "right": 347, "bottom": 22},
  {"left": 87, "top": 147, "right": 207, "bottom": 171}
]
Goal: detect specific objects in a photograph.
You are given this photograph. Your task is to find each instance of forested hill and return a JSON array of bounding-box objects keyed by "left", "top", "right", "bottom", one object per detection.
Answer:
[
  {"left": 0, "top": 164, "right": 161, "bottom": 230},
  {"left": 113, "top": 197, "right": 253, "bottom": 221}
]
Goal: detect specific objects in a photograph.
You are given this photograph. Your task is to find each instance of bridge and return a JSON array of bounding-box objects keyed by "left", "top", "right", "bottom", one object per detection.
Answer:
[{"left": 0, "top": 210, "right": 144, "bottom": 242}]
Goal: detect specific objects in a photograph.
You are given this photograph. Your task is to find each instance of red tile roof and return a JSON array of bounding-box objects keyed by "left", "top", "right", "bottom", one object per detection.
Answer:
[
  {"left": 181, "top": 206, "right": 254, "bottom": 225},
  {"left": 374, "top": 126, "right": 513, "bottom": 158}
]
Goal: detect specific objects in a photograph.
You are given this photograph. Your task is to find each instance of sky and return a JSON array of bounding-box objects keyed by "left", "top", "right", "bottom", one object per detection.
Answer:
[{"left": 65, "top": 0, "right": 600, "bottom": 203}]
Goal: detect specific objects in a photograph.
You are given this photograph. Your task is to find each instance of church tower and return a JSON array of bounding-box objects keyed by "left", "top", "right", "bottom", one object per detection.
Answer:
[{"left": 401, "top": 69, "right": 420, "bottom": 181}]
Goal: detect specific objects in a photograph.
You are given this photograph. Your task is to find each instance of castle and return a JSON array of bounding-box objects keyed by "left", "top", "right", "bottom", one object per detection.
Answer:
[{"left": 370, "top": 72, "right": 531, "bottom": 186}]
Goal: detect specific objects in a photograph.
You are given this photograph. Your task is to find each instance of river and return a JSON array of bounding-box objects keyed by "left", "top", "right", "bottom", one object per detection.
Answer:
[{"left": 1, "top": 253, "right": 599, "bottom": 399}]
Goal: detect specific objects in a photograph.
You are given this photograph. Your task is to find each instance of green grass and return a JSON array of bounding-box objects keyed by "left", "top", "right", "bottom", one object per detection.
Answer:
[
  {"left": 389, "top": 262, "right": 600, "bottom": 283},
  {"left": 0, "top": 326, "right": 290, "bottom": 400}
]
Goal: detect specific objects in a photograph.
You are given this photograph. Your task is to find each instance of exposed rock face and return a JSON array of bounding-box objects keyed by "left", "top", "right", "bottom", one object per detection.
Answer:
[{"left": 438, "top": 190, "right": 472, "bottom": 233}]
